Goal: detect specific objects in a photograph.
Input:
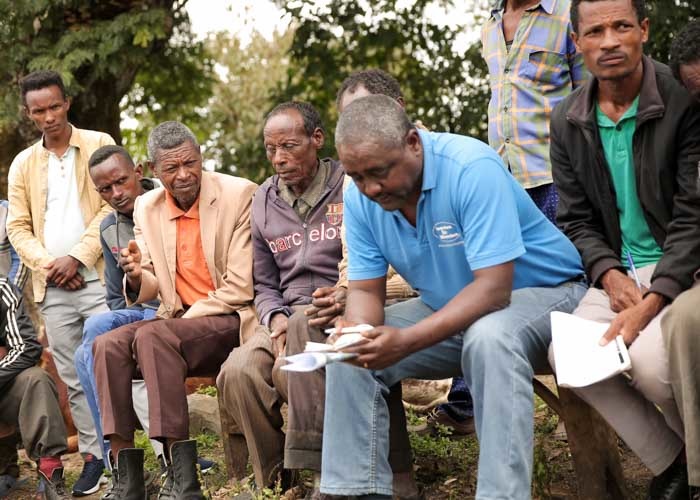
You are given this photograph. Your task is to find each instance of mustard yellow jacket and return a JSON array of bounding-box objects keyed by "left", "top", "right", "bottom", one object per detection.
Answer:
[{"left": 7, "top": 125, "right": 115, "bottom": 302}]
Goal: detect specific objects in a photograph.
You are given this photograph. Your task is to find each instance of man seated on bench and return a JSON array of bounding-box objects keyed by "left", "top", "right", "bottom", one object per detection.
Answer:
[
  {"left": 75, "top": 145, "right": 214, "bottom": 483},
  {"left": 217, "top": 101, "right": 415, "bottom": 498},
  {"left": 92, "top": 121, "right": 258, "bottom": 499},
  {"left": 549, "top": 0, "right": 700, "bottom": 497},
  {"left": 0, "top": 277, "right": 69, "bottom": 499},
  {"left": 319, "top": 95, "right": 586, "bottom": 499}
]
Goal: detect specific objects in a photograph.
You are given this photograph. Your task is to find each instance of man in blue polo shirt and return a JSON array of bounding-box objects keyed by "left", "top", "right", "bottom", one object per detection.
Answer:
[{"left": 319, "top": 95, "right": 586, "bottom": 499}]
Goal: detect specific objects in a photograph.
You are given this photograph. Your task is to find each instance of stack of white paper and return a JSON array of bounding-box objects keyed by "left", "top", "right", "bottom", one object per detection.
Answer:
[
  {"left": 280, "top": 324, "right": 374, "bottom": 372},
  {"left": 551, "top": 311, "right": 632, "bottom": 388}
]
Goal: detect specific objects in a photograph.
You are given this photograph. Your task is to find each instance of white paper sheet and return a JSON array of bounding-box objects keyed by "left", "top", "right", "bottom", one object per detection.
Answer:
[{"left": 551, "top": 311, "right": 632, "bottom": 388}]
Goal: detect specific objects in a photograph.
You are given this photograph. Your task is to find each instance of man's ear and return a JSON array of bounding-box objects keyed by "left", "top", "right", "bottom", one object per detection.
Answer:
[
  {"left": 147, "top": 161, "right": 158, "bottom": 179},
  {"left": 571, "top": 31, "right": 580, "bottom": 53},
  {"left": 312, "top": 127, "right": 325, "bottom": 150},
  {"left": 64, "top": 96, "right": 71, "bottom": 112},
  {"left": 134, "top": 163, "right": 144, "bottom": 180},
  {"left": 406, "top": 128, "right": 422, "bottom": 154}
]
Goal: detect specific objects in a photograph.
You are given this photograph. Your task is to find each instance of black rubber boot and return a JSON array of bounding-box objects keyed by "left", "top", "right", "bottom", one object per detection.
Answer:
[
  {"left": 38, "top": 467, "right": 69, "bottom": 500},
  {"left": 158, "top": 439, "right": 206, "bottom": 499},
  {"left": 101, "top": 448, "right": 146, "bottom": 500}
]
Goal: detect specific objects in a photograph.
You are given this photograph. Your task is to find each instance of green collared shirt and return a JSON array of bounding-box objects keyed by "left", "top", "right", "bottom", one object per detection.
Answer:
[
  {"left": 278, "top": 159, "right": 330, "bottom": 220},
  {"left": 596, "top": 96, "right": 663, "bottom": 268}
]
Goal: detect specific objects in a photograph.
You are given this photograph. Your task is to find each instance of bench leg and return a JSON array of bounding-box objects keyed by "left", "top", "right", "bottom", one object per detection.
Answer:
[
  {"left": 217, "top": 391, "right": 249, "bottom": 480},
  {"left": 558, "top": 387, "right": 628, "bottom": 500}
]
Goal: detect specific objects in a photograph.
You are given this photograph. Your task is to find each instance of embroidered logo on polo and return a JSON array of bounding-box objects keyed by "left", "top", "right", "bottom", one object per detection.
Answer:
[
  {"left": 325, "top": 202, "right": 343, "bottom": 226},
  {"left": 432, "top": 221, "right": 463, "bottom": 247}
]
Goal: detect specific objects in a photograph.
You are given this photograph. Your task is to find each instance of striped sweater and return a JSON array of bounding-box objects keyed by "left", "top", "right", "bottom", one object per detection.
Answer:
[{"left": 0, "top": 278, "right": 41, "bottom": 392}]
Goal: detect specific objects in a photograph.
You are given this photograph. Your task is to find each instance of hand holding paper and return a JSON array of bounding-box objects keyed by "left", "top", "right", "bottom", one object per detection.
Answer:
[
  {"left": 280, "top": 324, "right": 375, "bottom": 372},
  {"left": 551, "top": 312, "right": 631, "bottom": 388}
]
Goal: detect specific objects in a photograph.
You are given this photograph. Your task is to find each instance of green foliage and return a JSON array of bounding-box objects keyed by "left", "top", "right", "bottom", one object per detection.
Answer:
[
  {"left": 0, "top": 0, "right": 213, "bottom": 196},
  {"left": 195, "top": 384, "right": 218, "bottom": 397},
  {"left": 274, "top": 0, "right": 491, "bottom": 155},
  {"left": 201, "top": 28, "right": 295, "bottom": 183},
  {"left": 134, "top": 429, "right": 160, "bottom": 471},
  {"left": 644, "top": 0, "right": 699, "bottom": 64}
]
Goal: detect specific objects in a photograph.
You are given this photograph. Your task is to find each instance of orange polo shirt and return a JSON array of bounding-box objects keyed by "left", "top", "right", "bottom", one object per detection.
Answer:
[{"left": 165, "top": 192, "right": 215, "bottom": 307}]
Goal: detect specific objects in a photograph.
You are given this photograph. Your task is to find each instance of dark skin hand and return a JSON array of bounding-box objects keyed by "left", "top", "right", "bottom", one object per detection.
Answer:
[
  {"left": 119, "top": 240, "right": 142, "bottom": 294},
  {"left": 305, "top": 286, "right": 347, "bottom": 327},
  {"left": 269, "top": 312, "right": 288, "bottom": 357},
  {"left": 44, "top": 255, "right": 84, "bottom": 289},
  {"left": 599, "top": 292, "right": 667, "bottom": 346},
  {"left": 600, "top": 268, "right": 646, "bottom": 312},
  {"left": 331, "top": 262, "right": 514, "bottom": 370},
  {"left": 62, "top": 274, "right": 86, "bottom": 291}
]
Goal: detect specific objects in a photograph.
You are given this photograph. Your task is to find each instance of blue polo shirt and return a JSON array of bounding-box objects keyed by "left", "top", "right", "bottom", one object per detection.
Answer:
[{"left": 345, "top": 129, "right": 584, "bottom": 311}]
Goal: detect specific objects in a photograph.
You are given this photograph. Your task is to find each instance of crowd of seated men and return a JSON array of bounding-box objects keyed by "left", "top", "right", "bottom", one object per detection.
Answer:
[{"left": 1, "top": 2, "right": 699, "bottom": 499}]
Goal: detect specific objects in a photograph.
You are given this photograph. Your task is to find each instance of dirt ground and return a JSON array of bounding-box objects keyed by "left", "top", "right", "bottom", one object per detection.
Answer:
[{"left": 5, "top": 381, "right": 655, "bottom": 499}]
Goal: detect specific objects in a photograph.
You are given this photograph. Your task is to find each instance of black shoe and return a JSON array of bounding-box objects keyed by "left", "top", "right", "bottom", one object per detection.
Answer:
[
  {"left": 647, "top": 458, "right": 689, "bottom": 500},
  {"left": 37, "top": 467, "right": 69, "bottom": 500},
  {"left": 101, "top": 448, "right": 146, "bottom": 500},
  {"left": 690, "top": 485, "right": 700, "bottom": 500},
  {"left": 158, "top": 440, "right": 207, "bottom": 499}
]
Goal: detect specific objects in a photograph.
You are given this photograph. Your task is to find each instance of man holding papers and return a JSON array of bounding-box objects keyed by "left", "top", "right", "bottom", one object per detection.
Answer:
[
  {"left": 549, "top": 0, "right": 700, "bottom": 496},
  {"left": 319, "top": 94, "right": 586, "bottom": 499}
]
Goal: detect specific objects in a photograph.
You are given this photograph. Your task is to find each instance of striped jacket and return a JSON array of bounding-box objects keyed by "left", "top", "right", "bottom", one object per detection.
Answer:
[{"left": 0, "top": 278, "right": 42, "bottom": 392}]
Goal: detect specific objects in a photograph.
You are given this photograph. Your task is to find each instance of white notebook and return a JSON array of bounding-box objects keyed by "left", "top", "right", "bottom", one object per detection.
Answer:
[{"left": 551, "top": 311, "right": 632, "bottom": 388}]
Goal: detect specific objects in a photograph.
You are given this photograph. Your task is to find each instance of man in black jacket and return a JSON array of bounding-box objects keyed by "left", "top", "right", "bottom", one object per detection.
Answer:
[
  {"left": 0, "top": 277, "right": 69, "bottom": 498},
  {"left": 549, "top": 0, "right": 700, "bottom": 497}
]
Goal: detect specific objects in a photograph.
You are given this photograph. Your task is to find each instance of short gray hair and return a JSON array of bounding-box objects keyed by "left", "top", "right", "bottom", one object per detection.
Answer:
[
  {"left": 147, "top": 121, "right": 199, "bottom": 163},
  {"left": 335, "top": 94, "right": 413, "bottom": 150}
]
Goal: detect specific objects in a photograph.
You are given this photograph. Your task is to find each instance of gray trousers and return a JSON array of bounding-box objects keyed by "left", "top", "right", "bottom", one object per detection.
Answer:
[
  {"left": 0, "top": 366, "right": 68, "bottom": 461},
  {"left": 662, "top": 284, "right": 700, "bottom": 485},
  {"left": 550, "top": 264, "right": 684, "bottom": 475},
  {"left": 40, "top": 281, "right": 107, "bottom": 457}
]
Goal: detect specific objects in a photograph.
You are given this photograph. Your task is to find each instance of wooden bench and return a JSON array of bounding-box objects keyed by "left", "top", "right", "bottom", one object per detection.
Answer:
[
  {"left": 220, "top": 375, "right": 629, "bottom": 499},
  {"left": 533, "top": 372, "right": 627, "bottom": 500}
]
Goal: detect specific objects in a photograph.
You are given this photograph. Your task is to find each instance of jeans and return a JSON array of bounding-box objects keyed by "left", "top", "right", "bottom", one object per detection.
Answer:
[
  {"left": 74, "top": 307, "right": 159, "bottom": 462},
  {"left": 320, "top": 282, "right": 587, "bottom": 499}
]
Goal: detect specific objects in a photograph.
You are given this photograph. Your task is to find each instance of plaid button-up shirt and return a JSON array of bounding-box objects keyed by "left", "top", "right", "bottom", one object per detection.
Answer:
[{"left": 481, "top": 0, "right": 586, "bottom": 188}]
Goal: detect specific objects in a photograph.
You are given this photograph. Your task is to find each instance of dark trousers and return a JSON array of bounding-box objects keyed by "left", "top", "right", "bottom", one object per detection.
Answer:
[
  {"left": 0, "top": 366, "right": 67, "bottom": 461},
  {"left": 93, "top": 315, "right": 240, "bottom": 441}
]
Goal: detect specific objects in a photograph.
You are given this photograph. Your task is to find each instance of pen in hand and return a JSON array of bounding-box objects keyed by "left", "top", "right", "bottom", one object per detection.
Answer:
[{"left": 625, "top": 251, "right": 642, "bottom": 290}]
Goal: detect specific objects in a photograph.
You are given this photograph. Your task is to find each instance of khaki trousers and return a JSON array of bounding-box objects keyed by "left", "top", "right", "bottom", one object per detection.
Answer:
[
  {"left": 94, "top": 315, "right": 240, "bottom": 441},
  {"left": 217, "top": 306, "right": 412, "bottom": 488},
  {"left": 662, "top": 284, "right": 700, "bottom": 485},
  {"left": 550, "top": 264, "right": 683, "bottom": 475},
  {"left": 0, "top": 366, "right": 67, "bottom": 461}
]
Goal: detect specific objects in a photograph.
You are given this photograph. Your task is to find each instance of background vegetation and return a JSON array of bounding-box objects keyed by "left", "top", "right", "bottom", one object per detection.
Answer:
[{"left": 0, "top": 0, "right": 696, "bottom": 195}]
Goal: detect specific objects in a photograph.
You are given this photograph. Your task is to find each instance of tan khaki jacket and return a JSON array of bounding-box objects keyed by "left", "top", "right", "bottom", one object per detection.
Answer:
[
  {"left": 128, "top": 171, "right": 259, "bottom": 344},
  {"left": 6, "top": 126, "right": 115, "bottom": 302}
]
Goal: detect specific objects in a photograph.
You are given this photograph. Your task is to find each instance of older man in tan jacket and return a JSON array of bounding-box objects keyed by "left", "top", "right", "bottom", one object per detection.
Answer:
[{"left": 92, "top": 121, "right": 257, "bottom": 499}]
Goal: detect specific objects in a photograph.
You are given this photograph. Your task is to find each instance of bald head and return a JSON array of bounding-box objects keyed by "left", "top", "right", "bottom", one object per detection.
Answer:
[{"left": 335, "top": 94, "right": 414, "bottom": 151}]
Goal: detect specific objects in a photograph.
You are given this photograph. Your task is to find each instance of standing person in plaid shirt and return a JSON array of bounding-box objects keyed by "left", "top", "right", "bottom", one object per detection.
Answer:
[{"left": 481, "top": 0, "right": 586, "bottom": 222}]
